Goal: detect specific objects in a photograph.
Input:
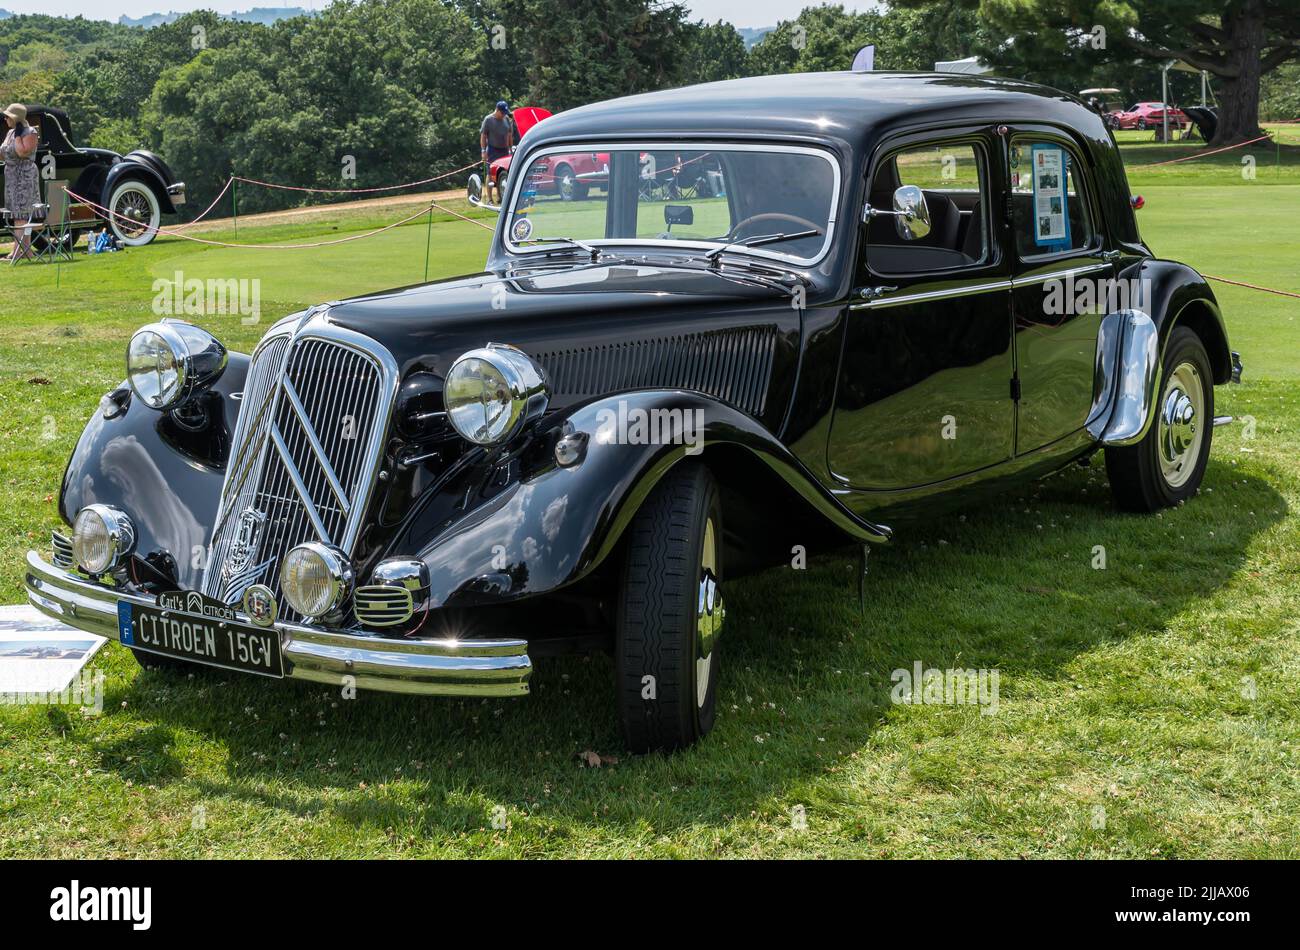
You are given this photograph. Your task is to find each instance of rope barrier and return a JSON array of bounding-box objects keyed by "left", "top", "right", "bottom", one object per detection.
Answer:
[
  {"left": 1132, "top": 133, "right": 1274, "bottom": 167},
  {"left": 66, "top": 187, "right": 489, "bottom": 250},
  {"left": 1205, "top": 274, "right": 1300, "bottom": 299},
  {"left": 231, "top": 160, "right": 481, "bottom": 195},
  {"left": 168, "top": 176, "right": 234, "bottom": 230}
]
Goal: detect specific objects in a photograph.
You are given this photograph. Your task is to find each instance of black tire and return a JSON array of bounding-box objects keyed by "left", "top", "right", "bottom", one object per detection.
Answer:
[
  {"left": 1137, "top": 118, "right": 1148, "bottom": 130},
  {"left": 615, "top": 462, "right": 724, "bottom": 753},
  {"left": 1105, "top": 326, "right": 1215, "bottom": 512}
]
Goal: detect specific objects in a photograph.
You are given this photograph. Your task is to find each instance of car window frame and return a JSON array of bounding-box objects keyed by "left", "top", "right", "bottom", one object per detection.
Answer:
[
  {"left": 860, "top": 129, "right": 1000, "bottom": 281},
  {"left": 501, "top": 140, "right": 843, "bottom": 268},
  {"left": 1006, "top": 128, "right": 1102, "bottom": 265}
]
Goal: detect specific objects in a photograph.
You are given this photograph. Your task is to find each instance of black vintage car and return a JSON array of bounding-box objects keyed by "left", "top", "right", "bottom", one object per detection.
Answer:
[
  {"left": 24, "top": 73, "right": 1239, "bottom": 752},
  {"left": 1, "top": 105, "right": 185, "bottom": 246}
]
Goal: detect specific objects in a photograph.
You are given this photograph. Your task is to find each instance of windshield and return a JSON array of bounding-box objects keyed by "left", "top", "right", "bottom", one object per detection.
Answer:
[{"left": 503, "top": 143, "right": 840, "bottom": 265}]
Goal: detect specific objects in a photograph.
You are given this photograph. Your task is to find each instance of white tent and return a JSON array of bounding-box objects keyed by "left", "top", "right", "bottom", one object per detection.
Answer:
[{"left": 935, "top": 56, "right": 992, "bottom": 75}]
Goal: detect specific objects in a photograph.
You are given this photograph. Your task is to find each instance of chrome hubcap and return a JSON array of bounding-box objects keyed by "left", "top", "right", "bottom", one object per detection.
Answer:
[
  {"left": 1158, "top": 361, "right": 1204, "bottom": 488},
  {"left": 696, "top": 518, "right": 723, "bottom": 708}
]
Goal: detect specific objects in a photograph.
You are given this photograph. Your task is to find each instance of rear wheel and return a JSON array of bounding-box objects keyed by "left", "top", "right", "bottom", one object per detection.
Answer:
[
  {"left": 107, "top": 179, "right": 161, "bottom": 246},
  {"left": 556, "top": 163, "right": 586, "bottom": 202},
  {"left": 615, "top": 463, "right": 724, "bottom": 753},
  {"left": 1105, "top": 326, "right": 1214, "bottom": 512}
]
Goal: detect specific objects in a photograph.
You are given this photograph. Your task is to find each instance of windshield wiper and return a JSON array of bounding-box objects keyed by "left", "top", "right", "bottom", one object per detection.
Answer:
[
  {"left": 520, "top": 235, "right": 601, "bottom": 262},
  {"left": 704, "top": 228, "right": 822, "bottom": 267}
]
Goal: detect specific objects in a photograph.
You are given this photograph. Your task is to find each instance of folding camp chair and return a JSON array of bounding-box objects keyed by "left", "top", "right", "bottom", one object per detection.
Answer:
[
  {"left": 31, "top": 182, "right": 74, "bottom": 263},
  {"left": 3, "top": 203, "right": 46, "bottom": 265}
]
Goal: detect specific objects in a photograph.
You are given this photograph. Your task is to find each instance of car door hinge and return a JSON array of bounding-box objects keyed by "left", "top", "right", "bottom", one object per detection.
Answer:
[{"left": 1010, "top": 377, "right": 1021, "bottom": 401}]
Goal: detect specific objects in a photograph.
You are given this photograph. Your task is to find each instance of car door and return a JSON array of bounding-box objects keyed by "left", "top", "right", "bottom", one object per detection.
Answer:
[
  {"left": 1005, "top": 129, "right": 1115, "bottom": 455},
  {"left": 828, "top": 131, "right": 1015, "bottom": 490}
]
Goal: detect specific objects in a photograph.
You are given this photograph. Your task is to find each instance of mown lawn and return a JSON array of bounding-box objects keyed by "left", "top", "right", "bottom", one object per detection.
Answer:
[{"left": 0, "top": 145, "right": 1297, "bottom": 858}]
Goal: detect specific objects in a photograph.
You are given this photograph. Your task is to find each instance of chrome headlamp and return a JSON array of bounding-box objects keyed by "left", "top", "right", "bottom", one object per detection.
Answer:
[
  {"left": 444, "top": 344, "right": 549, "bottom": 446},
  {"left": 71, "top": 504, "right": 135, "bottom": 574},
  {"left": 126, "top": 321, "right": 227, "bottom": 410},
  {"left": 280, "top": 542, "right": 354, "bottom": 619}
]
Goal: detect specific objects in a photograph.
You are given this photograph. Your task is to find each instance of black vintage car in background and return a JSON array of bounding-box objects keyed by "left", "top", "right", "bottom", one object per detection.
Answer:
[
  {"left": 1, "top": 104, "right": 185, "bottom": 246},
  {"left": 24, "top": 73, "right": 1238, "bottom": 752}
]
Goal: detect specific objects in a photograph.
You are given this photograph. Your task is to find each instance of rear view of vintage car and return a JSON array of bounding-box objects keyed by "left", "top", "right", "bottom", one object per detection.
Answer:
[{"left": 24, "top": 73, "right": 1239, "bottom": 753}]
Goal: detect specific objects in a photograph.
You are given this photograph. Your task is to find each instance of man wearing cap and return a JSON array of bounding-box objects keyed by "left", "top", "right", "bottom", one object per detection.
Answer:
[{"left": 480, "top": 101, "right": 513, "bottom": 164}]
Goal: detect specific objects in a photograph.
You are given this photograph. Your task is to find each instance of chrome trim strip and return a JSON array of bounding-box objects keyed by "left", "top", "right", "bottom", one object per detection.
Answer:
[
  {"left": 281, "top": 376, "right": 351, "bottom": 517},
  {"left": 502, "top": 141, "right": 842, "bottom": 268},
  {"left": 24, "top": 551, "right": 531, "bottom": 697},
  {"left": 270, "top": 425, "right": 332, "bottom": 545},
  {"left": 1009, "top": 262, "right": 1112, "bottom": 289},
  {"left": 849, "top": 279, "right": 1013, "bottom": 310}
]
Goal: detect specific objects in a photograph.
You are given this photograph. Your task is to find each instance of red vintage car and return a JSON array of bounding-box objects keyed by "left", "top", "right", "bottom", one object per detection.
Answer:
[
  {"left": 1108, "top": 101, "right": 1188, "bottom": 131},
  {"left": 490, "top": 148, "right": 610, "bottom": 202}
]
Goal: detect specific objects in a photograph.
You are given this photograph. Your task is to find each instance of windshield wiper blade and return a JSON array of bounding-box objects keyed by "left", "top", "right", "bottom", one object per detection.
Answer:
[
  {"left": 704, "top": 228, "right": 822, "bottom": 266},
  {"left": 521, "top": 235, "right": 601, "bottom": 261}
]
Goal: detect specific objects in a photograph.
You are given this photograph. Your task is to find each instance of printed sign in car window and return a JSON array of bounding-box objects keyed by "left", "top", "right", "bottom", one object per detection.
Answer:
[{"left": 1030, "top": 144, "right": 1070, "bottom": 250}]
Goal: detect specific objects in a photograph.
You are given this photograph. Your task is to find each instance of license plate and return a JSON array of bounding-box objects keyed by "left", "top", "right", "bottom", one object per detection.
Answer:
[{"left": 117, "top": 590, "right": 283, "bottom": 678}]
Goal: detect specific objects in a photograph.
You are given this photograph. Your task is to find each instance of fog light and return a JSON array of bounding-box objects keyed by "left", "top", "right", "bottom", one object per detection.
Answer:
[
  {"left": 554, "top": 430, "right": 588, "bottom": 467},
  {"left": 280, "top": 542, "right": 353, "bottom": 618},
  {"left": 72, "top": 505, "right": 135, "bottom": 574}
]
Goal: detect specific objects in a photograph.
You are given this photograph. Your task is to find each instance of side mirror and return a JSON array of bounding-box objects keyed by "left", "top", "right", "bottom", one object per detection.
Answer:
[
  {"left": 664, "top": 204, "right": 693, "bottom": 231},
  {"left": 891, "top": 185, "right": 930, "bottom": 240}
]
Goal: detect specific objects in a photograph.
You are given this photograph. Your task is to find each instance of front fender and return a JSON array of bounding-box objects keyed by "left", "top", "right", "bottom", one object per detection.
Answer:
[
  {"left": 406, "top": 391, "right": 891, "bottom": 610},
  {"left": 58, "top": 355, "right": 247, "bottom": 588}
]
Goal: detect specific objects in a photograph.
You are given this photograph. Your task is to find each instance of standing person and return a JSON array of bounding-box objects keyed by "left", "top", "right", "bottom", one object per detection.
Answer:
[
  {"left": 2, "top": 103, "right": 40, "bottom": 261},
  {"left": 479, "top": 101, "right": 513, "bottom": 164}
]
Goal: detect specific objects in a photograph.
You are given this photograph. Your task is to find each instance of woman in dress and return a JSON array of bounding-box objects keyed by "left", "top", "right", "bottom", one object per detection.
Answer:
[{"left": 3, "top": 103, "right": 41, "bottom": 261}]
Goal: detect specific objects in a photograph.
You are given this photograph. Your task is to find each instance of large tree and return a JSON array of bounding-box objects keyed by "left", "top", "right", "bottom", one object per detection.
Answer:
[{"left": 905, "top": 0, "right": 1300, "bottom": 144}]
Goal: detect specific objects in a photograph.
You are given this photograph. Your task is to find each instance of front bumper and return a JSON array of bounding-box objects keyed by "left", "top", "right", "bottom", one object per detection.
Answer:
[{"left": 23, "top": 550, "right": 531, "bottom": 697}]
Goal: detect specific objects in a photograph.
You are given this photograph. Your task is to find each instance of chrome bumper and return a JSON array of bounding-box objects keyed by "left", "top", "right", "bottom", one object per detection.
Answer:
[{"left": 23, "top": 550, "right": 531, "bottom": 697}]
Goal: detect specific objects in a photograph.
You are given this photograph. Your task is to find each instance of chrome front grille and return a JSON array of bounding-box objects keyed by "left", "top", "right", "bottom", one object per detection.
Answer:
[{"left": 202, "top": 313, "right": 397, "bottom": 617}]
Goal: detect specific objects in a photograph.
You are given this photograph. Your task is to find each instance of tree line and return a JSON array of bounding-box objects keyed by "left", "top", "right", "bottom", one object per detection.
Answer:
[{"left": 0, "top": 1, "right": 1293, "bottom": 217}]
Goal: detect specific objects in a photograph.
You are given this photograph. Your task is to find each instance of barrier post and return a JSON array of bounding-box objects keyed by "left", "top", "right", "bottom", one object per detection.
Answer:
[
  {"left": 423, "top": 204, "right": 434, "bottom": 282},
  {"left": 232, "top": 178, "right": 239, "bottom": 236}
]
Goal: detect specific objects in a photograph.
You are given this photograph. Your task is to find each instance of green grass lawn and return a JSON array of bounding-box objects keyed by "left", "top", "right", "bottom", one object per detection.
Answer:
[{"left": 1, "top": 143, "right": 1297, "bottom": 858}]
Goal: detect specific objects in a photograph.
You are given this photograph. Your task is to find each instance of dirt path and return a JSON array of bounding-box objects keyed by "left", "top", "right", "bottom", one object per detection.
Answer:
[{"left": 178, "top": 186, "right": 469, "bottom": 233}]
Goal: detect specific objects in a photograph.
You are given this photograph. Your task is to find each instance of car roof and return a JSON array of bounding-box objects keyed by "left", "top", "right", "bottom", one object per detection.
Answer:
[{"left": 525, "top": 71, "right": 1106, "bottom": 152}]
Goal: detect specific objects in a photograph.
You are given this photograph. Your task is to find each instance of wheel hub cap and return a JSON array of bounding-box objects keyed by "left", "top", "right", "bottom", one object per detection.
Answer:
[
  {"left": 696, "top": 519, "right": 723, "bottom": 708},
  {"left": 1157, "top": 362, "right": 1204, "bottom": 489}
]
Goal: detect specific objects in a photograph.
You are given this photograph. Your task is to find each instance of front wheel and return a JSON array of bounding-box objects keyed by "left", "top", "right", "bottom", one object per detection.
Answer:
[
  {"left": 1105, "top": 326, "right": 1214, "bottom": 512},
  {"left": 615, "top": 463, "right": 724, "bottom": 753},
  {"left": 107, "top": 179, "right": 161, "bottom": 246}
]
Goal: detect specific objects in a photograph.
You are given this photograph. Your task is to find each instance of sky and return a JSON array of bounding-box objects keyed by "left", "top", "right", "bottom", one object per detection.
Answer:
[{"left": 2, "top": 0, "right": 882, "bottom": 30}]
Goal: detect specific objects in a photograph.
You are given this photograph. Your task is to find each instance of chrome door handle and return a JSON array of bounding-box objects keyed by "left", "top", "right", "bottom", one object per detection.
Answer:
[
  {"left": 1099, "top": 250, "right": 1121, "bottom": 263},
  {"left": 858, "top": 285, "right": 899, "bottom": 301}
]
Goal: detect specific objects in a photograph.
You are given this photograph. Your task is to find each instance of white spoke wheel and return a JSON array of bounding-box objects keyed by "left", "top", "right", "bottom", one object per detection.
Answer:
[
  {"left": 107, "top": 180, "right": 161, "bottom": 246},
  {"left": 615, "top": 462, "right": 723, "bottom": 753},
  {"left": 1105, "top": 326, "right": 1215, "bottom": 512}
]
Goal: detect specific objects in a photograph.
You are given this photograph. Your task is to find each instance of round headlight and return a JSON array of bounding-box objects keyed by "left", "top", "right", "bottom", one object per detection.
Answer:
[
  {"left": 72, "top": 504, "right": 135, "bottom": 574},
  {"left": 126, "top": 322, "right": 227, "bottom": 410},
  {"left": 280, "top": 542, "right": 353, "bottom": 619},
  {"left": 444, "top": 344, "right": 548, "bottom": 445}
]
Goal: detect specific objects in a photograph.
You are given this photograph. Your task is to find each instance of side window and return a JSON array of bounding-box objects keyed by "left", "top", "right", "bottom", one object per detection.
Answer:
[
  {"left": 1008, "top": 139, "right": 1095, "bottom": 259},
  {"left": 866, "top": 141, "right": 989, "bottom": 275}
]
